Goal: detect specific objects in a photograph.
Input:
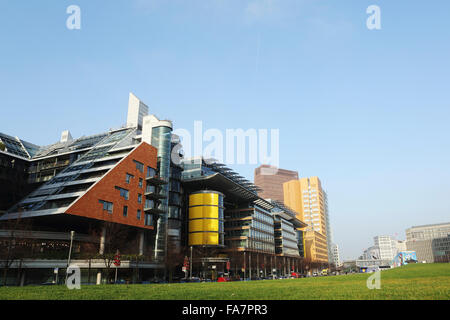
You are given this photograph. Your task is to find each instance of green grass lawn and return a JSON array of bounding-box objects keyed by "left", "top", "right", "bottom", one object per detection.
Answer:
[{"left": 0, "top": 263, "right": 449, "bottom": 300}]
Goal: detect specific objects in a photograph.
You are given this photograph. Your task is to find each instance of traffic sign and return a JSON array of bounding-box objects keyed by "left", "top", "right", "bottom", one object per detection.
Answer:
[{"left": 113, "top": 254, "right": 121, "bottom": 267}]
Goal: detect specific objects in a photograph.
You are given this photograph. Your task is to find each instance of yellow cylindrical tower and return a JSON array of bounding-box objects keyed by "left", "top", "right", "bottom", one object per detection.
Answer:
[{"left": 188, "top": 191, "right": 224, "bottom": 246}]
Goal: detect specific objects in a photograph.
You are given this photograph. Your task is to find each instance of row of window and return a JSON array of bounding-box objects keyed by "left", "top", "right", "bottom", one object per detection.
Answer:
[
  {"left": 115, "top": 185, "right": 144, "bottom": 204},
  {"left": 99, "top": 199, "right": 153, "bottom": 226}
]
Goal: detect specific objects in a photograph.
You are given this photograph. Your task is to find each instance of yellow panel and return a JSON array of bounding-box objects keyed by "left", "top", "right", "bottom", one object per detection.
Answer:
[
  {"left": 189, "top": 219, "right": 204, "bottom": 233},
  {"left": 189, "top": 206, "right": 203, "bottom": 219},
  {"left": 203, "top": 219, "right": 219, "bottom": 232},
  {"left": 203, "top": 206, "right": 218, "bottom": 219},
  {"left": 189, "top": 233, "right": 203, "bottom": 246},
  {"left": 202, "top": 193, "right": 219, "bottom": 206},
  {"left": 189, "top": 193, "right": 204, "bottom": 207},
  {"left": 204, "top": 232, "right": 219, "bottom": 245}
]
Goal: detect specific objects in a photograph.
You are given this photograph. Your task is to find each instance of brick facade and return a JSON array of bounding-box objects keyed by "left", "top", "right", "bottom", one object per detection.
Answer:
[{"left": 65, "top": 142, "right": 158, "bottom": 230}]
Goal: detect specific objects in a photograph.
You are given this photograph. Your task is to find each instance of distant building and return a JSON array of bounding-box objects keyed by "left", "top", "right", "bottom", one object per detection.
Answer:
[
  {"left": 407, "top": 240, "right": 434, "bottom": 263},
  {"left": 392, "top": 240, "right": 407, "bottom": 256},
  {"left": 432, "top": 235, "right": 450, "bottom": 263},
  {"left": 374, "top": 235, "right": 395, "bottom": 261},
  {"left": 331, "top": 243, "right": 342, "bottom": 267},
  {"left": 362, "top": 245, "right": 381, "bottom": 260},
  {"left": 254, "top": 165, "right": 298, "bottom": 203},
  {"left": 406, "top": 222, "right": 450, "bottom": 263},
  {"left": 406, "top": 222, "right": 450, "bottom": 242},
  {"left": 357, "top": 236, "right": 403, "bottom": 271}
]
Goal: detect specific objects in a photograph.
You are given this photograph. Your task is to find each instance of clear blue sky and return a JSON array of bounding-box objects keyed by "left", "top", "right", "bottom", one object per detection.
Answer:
[{"left": 1, "top": 0, "right": 449, "bottom": 260}]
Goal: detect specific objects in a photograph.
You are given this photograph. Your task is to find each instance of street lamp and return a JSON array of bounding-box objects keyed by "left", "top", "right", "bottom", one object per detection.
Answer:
[
  {"left": 189, "top": 246, "right": 193, "bottom": 279},
  {"left": 65, "top": 231, "right": 75, "bottom": 284}
]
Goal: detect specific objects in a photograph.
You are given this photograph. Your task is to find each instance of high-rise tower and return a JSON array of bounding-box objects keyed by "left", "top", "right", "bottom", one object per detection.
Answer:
[{"left": 283, "top": 177, "right": 331, "bottom": 265}]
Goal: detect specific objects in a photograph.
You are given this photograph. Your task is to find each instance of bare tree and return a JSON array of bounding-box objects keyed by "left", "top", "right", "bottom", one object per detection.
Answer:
[
  {"left": 96, "top": 221, "right": 131, "bottom": 283},
  {"left": 0, "top": 214, "right": 33, "bottom": 286},
  {"left": 165, "top": 239, "right": 186, "bottom": 283},
  {"left": 226, "top": 250, "right": 243, "bottom": 280}
]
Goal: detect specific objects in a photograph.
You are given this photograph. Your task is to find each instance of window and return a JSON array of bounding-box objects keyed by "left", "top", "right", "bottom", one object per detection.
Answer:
[
  {"left": 99, "top": 200, "right": 113, "bottom": 214},
  {"left": 137, "top": 209, "right": 141, "bottom": 220},
  {"left": 133, "top": 160, "right": 144, "bottom": 173},
  {"left": 145, "top": 213, "right": 153, "bottom": 226},
  {"left": 147, "top": 166, "right": 156, "bottom": 178},
  {"left": 115, "top": 187, "right": 129, "bottom": 200},
  {"left": 138, "top": 193, "right": 142, "bottom": 204},
  {"left": 126, "top": 173, "right": 134, "bottom": 184},
  {"left": 145, "top": 199, "right": 154, "bottom": 209},
  {"left": 138, "top": 178, "right": 143, "bottom": 188},
  {"left": 123, "top": 206, "right": 128, "bottom": 217}
]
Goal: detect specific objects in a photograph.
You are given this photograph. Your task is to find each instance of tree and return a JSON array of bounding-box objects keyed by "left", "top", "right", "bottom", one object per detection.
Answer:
[
  {"left": 226, "top": 250, "right": 244, "bottom": 279},
  {"left": 165, "top": 239, "right": 186, "bottom": 283},
  {"left": 0, "top": 213, "right": 33, "bottom": 286},
  {"left": 96, "top": 221, "right": 133, "bottom": 284}
]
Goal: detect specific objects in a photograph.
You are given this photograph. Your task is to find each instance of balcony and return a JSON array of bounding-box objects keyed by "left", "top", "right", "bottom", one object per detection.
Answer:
[
  {"left": 145, "top": 190, "right": 167, "bottom": 200},
  {"left": 145, "top": 174, "right": 168, "bottom": 185},
  {"left": 144, "top": 204, "right": 167, "bottom": 215}
]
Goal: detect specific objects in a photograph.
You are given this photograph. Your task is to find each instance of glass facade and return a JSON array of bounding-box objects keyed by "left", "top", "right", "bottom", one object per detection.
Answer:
[
  {"left": 151, "top": 125, "right": 172, "bottom": 261},
  {"left": 7, "top": 128, "right": 136, "bottom": 214},
  {"left": 225, "top": 205, "right": 275, "bottom": 254},
  {"left": 274, "top": 217, "right": 300, "bottom": 256},
  {"left": 188, "top": 191, "right": 225, "bottom": 246}
]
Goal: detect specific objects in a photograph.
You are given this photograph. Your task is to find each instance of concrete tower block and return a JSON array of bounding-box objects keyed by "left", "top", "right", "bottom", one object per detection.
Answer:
[{"left": 127, "top": 92, "right": 149, "bottom": 130}]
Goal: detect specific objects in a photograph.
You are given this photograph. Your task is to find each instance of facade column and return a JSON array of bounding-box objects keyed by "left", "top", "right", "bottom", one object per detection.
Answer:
[
  {"left": 274, "top": 255, "right": 277, "bottom": 277},
  {"left": 288, "top": 258, "right": 290, "bottom": 276},
  {"left": 243, "top": 251, "right": 246, "bottom": 280},
  {"left": 264, "top": 255, "right": 267, "bottom": 278},
  {"left": 138, "top": 231, "right": 145, "bottom": 256},
  {"left": 96, "top": 226, "right": 106, "bottom": 285},
  {"left": 249, "top": 252, "right": 252, "bottom": 280},
  {"left": 256, "top": 253, "right": 259, "bottom": 279},
  {"left": 270, "top": 255, "right": 273, "bottom": 278}
]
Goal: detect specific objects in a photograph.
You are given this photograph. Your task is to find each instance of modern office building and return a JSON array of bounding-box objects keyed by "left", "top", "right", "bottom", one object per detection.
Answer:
[
  {"left": 406, "top": 222, "right": 450, "bottom": 242},
  {"left": 406, "top": 222, "right": 450, "bottom": 263},
  {"left": 361, "top": 245, "right": 381, "bottom": 260},
  {"left": 374, "top": 235, "right": 395, "bottom": 261},
  {"left": 283, "top": 177, "right": 330, "bottom": 266},
  {"left": 432, "top": 235, "right": 450, "bottom": 263},
  {"left": 357, "top": 236, "right": 400, "bottom": 271},
  {"left": 303, "top": 231, "right": 328, "bottom": 266},
  {"left": 0, "top": 93, "right": 181, "bottom": 285},
  {"left": 0, "top": 134, "right": 36, "bottom": 214},
  {"left": 406, "top": 240, "right": 434, "bottom": 263},
  {"left": 254, "top": 165, "right": 298, "bottom": 203},
  {"left": 181, "top": 157, "right": 307, "bottom": 280},
  {"left": 0, "top": 96, "right": 310, "bottom": 285}
]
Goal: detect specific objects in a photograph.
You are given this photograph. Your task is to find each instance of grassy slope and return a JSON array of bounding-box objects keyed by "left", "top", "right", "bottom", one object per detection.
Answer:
[{"left": 0, "top": 263, "right": 449, "bottom": 300}]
